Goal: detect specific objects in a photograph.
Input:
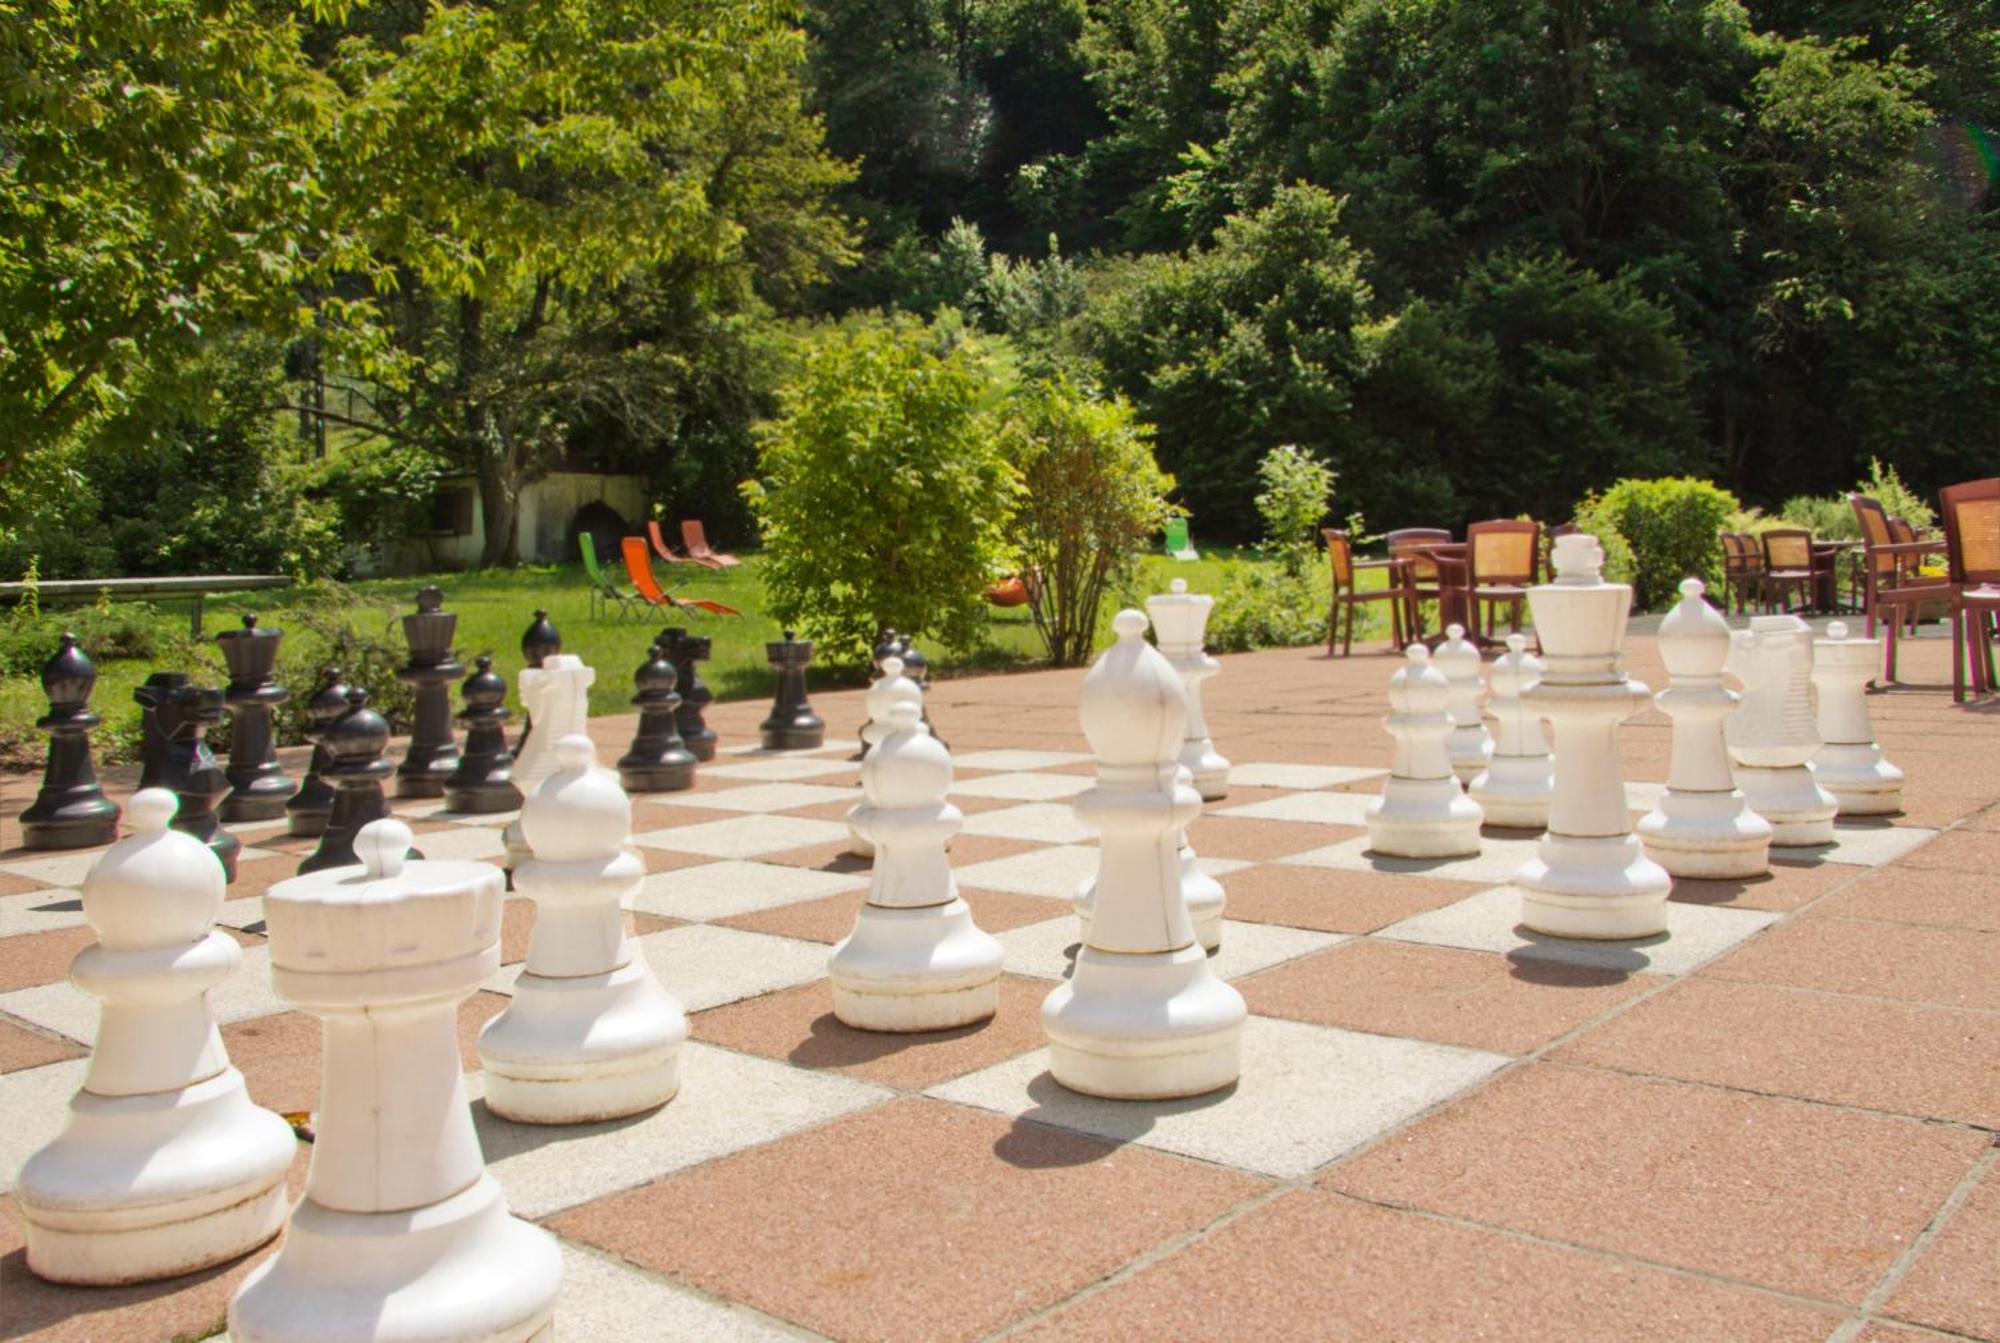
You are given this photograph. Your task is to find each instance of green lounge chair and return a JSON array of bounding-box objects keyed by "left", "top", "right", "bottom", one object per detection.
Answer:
[
  {"left": 1163, "top": 516, "right": 1199, "bottom": 561},
  {"left": 579, "top": 532, "right": 638, "bottom": 620}
]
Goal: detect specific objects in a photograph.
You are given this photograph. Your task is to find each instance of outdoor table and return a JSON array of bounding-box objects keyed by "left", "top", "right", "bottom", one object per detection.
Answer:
[
  {"left": 1403, "top": 542, "right": 1501, "bottom": 648},
  {"left": 0, "top": 574, "right": 294, "bottom": 635}
]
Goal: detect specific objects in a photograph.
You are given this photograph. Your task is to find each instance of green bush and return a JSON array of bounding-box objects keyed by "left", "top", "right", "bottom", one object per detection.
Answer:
[
  {"left": 1778, "top": 493, "right": 1858, "bottom": 541},
  {"left": 1574, "top": 477, "right": 1740, "bottom": 610},
  {"left": 1204, "top": 561, "right": 1330, "bottom": 653},
  {"left": 742, "top": 316, "right": 1021, "bottom": 666},
  {"left": 1254, "top": 445, "right": 1338, "bottom": 579}
]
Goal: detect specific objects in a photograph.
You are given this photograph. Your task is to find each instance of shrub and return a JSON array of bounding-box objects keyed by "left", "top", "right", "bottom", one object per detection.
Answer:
[
  {"left": 1859, "top": 457, "right": 1936, "bottom": 531},
  {"left": 1204, "top": 561, "right": 1331, "bottom": 653},
  {"left": 1778, "top": 493, "right": 1858, "bottom": 540},
  {"left": 1254, "top": 445, "right": 1338, "bottom": 579},
  {"left": 742, "top": 317, "right": 1020, "bottom": 666},
  {"left": 1003, "top": 375, "right": 1173, "bottom": 667},
  {"left": 1574, "top": 476, "right": 1740, "bottom": 610}
]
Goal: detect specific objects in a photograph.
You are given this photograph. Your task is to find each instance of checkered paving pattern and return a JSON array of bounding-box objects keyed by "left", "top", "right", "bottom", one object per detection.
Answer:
[{"left": 2, "top": 634, "right": 1998, "bottom": 1341}]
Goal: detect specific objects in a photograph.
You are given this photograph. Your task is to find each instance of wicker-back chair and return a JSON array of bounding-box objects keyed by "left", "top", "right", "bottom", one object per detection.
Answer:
[
  {"left": 1463, "top": 519, "right": 1539, "bottom": 637},
  {"left": 1324, "top": 529, "right": 1413, "bottom": 656},
  {"left": 1386, "top": 527, "right": 1453, "bottom": 640},
  {"left": 1759, "top": 529, "right": 1819, "bottom": 611},
  {"left": 1717, "top": 533, "right": 1765, "bottom": 613},
  {"left": 1848, "top": 495, "right": 1948, "bottom": 681},
  {"left": 1940, "top": 478, "right": 2000, "bottom": 700}
]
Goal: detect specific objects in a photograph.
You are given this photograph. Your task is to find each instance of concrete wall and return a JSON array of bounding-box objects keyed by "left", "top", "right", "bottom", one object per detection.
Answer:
[{"left": 363, "top": 471, "right": 650, "bottom": 574}]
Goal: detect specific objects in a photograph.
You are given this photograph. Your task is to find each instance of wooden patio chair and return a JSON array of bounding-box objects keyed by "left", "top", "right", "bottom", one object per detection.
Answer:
[
  {"left": 648, "top": 519, "right": 716, "bottom": 568},
  {"left": 579, "top": 532, "right": 639, "bottom": 620},
  {"left": 1938, "top": 477, "right": 2000, "bottom": 701},
  {"left": 680, "top": 519, "right": 741, "bottom": 568},
  {"left": 1324, "top": 529, "right": 1413, "bottom": 656},
  {"left": 1759, "top": 529, "right": 1820, "bottom": 612},
  {"left": 1717, "top": 533, "right": 1762, "bottom": 613},
  {"left": 1849, "top": 494, "right": 1950, "bottom": 681},
  {"left": 622, "top": 537, "right": 742, "bottom": 618},
  {"left": 1386, "top": 527, "right": 1453, "bottom": 641},
  {"left": 1463, "top": 519, "right": 1540, "bottom": 638}
]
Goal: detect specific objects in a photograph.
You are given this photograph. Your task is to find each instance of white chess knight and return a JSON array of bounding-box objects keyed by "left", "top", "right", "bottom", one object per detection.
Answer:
[
  {"left": 479, "top": 735, "right": 687, "bottom": 1123},
  {"left": 1042, "top": 610, "right": 1245, "bottom": 1100},
  {"left": 848, "top": 656, "right": 926, "bottom": 859},
  {"left": 1811, "top": 621, "right": 1904, "bottom": 815},
  {"left": 1367, "top": 645, "right": 1483, "bottom": 858},
  {"left": 1150, "top": 578, "right": 1231, "bottom": 799},
  {"left": 1436, "top": 624, "right": 1494, "bottom": 783},
  {"left": 16, "top": 790, "right": 295, "bottom": 1285},
  {"left": 234, "top": 818, "right": 561, "bottom": 1343},
  {"left": 830, "top": 694, "right": 1003, "bottom": 1031},
  {"left": 503, "top": 651, "right": 595, "bottom": 869},
  {"left": 1637, "top": 579, "right": 1773, "bottom": 879},
  {"left": 1468, "top": 633, "right": 1554, "bottom": 829},
  {"left": 1515, "top": 533, "right": 1671, "bottom": 939},
  {"left": 1725, "top": 614, "right": 1839, "bottom": 846}
]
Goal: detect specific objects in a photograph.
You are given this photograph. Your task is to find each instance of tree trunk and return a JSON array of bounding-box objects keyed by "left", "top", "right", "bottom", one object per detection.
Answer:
[{"left": 456, "top": 293, "right": 521, "bottom": 568}]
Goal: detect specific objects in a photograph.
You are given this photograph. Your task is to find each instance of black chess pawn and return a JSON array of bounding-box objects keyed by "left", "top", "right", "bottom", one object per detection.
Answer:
[
  {"left": 217, "top": 614, "right": 296, "bottom": 822},
  {"left": 300, "top": 689, "right": 406, "bottom": 874},
  {"left": 396, "top": 586, "right": 464, "bottom": 798},
  {"left": 134, "top": 670, "right": 193, "bottom": 790},
  {"left": 897, "top": 638, "right": 945, "bottom": 750},
  {"left": 760, "top": 629, "right": 825, "bottom": 751},
  {"left": 619, "top": 641, "right": 697, "bottom": 793},
  {"left": 21, "top": 634, "right": 121, "bottom": 849},
  {"left": 660, "top": 627, "right": 716, "bottom": 761},
  {"left": 445, "top": 656, "right": 522, "bottom": 814},
  {"left": 135, "top": 680, "right": 240, "bottom": 880},
  {"left": 514, "top": 608, "right": 562, "bottom": 757},
  {"left": 286, "top": 666, "right": 350, "bottom": 837}
]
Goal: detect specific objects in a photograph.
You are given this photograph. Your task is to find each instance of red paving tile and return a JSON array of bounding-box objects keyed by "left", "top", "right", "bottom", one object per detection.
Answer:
[
  {"left": 1808, "top": 865, "right": 2000, "bottom": 932},
  {"left": 1883, "top": 1164, "right": 2000, "bottom": 1339},
  {"left": 1220, "top": 863, "right": 1470, "bottom": 933},
  {"left": 1705, "top": 915, "right": 2000, "bottom": 1010},
  {"left": 225, "top": 991, "right": 511, "bottom": 1116},
  {"left": 1017, "top": 1190, "right": 1841, "bottom": 1342},
  {"left": 1667, "top": 858, "right": 1856, "bottom": 913},
  {"left": 0, "top": 870, "right": 52, "bottom": 897},
  {"left": 546, "top": 1097, "right": 1268, "bottom": 1343},
  {"left": 0, "top": 1014, "right": 86, "bottom": 1073},
  {"left": 1324, "top": 1063, "right": 1987, "bottom": 1303},
  {"left": 0, "top": 925, "right": 100, "bottom": 995},
  {"left": 1185, "top": 814, "right": 1346, "bottom": 862},
  {"left": 1891, "top": 828, "right": 2000, "bottom": 871}
]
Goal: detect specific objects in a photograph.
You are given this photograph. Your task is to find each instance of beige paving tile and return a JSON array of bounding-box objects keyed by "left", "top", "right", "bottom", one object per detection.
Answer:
[
  {"left": 949, "top": 771, "right": 1093, "bottom": 802},
  {"left": 1376, "top": 885, "right": 1779, "bottom": 976},
  {"left": 953, "top": 844, "right": 1100, "bottom": 898},
  {"left": 633, "top": 923, "right": 831, "bottom": 1012},
  {"left": 1279, "top": 834, "right": 1546, "bottom": 885},
  {"left": 995, "top": 916, "right": 1342, "bottom": 984},
  {"left": 678, "top": 782, "right": 863, "bottom": 814},
  {"left": 0, "top": 852, "right": 98, "bottom": 888},
  {"left": 1226, "top": 763, "right": 1385, "bottom": 789},
  {"left": 0, "top": 941, "right": 285, "bottom": 1044},
  {"left": 630, "top": 814, "right": 851, "bottom": 859},
  {"left": 952, "top": 749, "right": 1093, "bottom": 771},
  {"left": 704, "top": 755, "right": 861, "bottom": 782},
  {"left": 631, "top": 859, "right": 866, "bottom": 921},
  {"left": 0, "top": 1057, "right": 90, "bottom": 1195},
  {"left": 553, "top": 1242, "right": 803, "bottom": 1341},
  {"left": 958, "top": 802, "right": 1098, "bottom": 845},
  {"left": 1219, "top": 790, "right": 1379, "bottom": 827}
]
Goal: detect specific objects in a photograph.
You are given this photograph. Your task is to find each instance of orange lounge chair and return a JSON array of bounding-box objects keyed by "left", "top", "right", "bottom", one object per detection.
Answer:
[
  {"left": 648, "top": 519, "right": 716, "bottom": 568},
  {"left": 622, "top": 537, "right": 742, "bottom": 618},
  {"left": 681, "top": 519, "right": 741, "bottom": 568}
]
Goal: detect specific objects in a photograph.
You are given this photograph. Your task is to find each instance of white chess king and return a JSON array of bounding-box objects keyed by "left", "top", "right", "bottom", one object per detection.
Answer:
[
  {"left": 16, "top": 789, "right": 295, "bottom": 1285},
  {"left": 1725, "top": 614, "right": 1838, "bottom": 846},
  {"left": 1367, "top": 645, "right": 1483, "bottom": 858},
  {"left": 1811, "top": 621, "right": 1904, "bottom": 814},
  {"left": 1042, "top": 610, "right": 1245, "bottom": 1100}
]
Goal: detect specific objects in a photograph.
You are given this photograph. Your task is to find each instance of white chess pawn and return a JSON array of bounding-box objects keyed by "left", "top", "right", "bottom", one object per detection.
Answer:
[
  {"left": 1074, "top": 761, "right": 1225, "bottom": 953},
  {"left": 1811, "top": 621, "right": 1904, "bottom": 815},
  {"left": 1436, "top": 624, "right": 1494, "bottom": 783},
  {"left": 233, "top": 819, "right": 560, "bottom": 1343},
  {"left": 1515, "top": 534, "right": 1670, "bottom": 939},
  {"left": 1726, "top": 615, "right": 1839, "bottom": 846},
  {"left": 830, "top": 697, "right": 1003, "bottom": 1031},
  {"left": 1468, "top": 633, "right": 1554, "bottom": 829},
  {"left": 480, "top": 735, "right": 687, "bottom": 1123},
  {"left": 503, "top": 652, "right": 595, "bottom": 869},
  {"left": 1149, "top": 578, "right": 1231, "bottom": 799},
  {"left": 1638, "top": 580, "right": 1773, "bottom": 878},
  {"left": 16, "top": 789, "right": 295, "bottom": 1284},
  {"left": 1042, "top": 611, "right": 1245, "bottom": 1100},
  {"left": 1367, "top": 646, "right": 1483, "bottom": 858},
  {"left": 848, "top": 656, "right": 926, "bottom": 859}
]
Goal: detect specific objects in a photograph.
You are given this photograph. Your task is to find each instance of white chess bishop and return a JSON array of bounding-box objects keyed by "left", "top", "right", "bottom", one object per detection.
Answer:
[
  {"left": 830, "top": 691, "right": 1003, "bottom": 1031},
  {"left": 1074, "top": 759, "right": 1225, "bottom": 952},
  {"left": 479, "top": 735, "right": 687, "bottom": 1123},
  {"left": 1637, "top": 579, "right": 1773, "bottom": 879},
  {"left": 1042, "top": 610, "right": 1245, "bottom": 1100},
  {"left": 233, "top": 819, "right": 561, "bottom": 1343},
  {"left": 1367, "top": 645, "right": 1483, "bottom": 858},
  {"left": 1515, "top": 534, "right": 1670, "bottom": 939},
  {"left": 1725, "top": 615, "right": 1838, "bottom": 846},
  {"left": 1150, "top": 579, "right": 1231, "bottom": 799},
  {"left": 16, "top": 790, "right": 295, "bottom": 1285},
  {"left": 1468, "top": 633, "right": 1554, "bottom": 829},
  {"left": 1436, "top": 624, "right": 1494, "bottom": 783},
  {"left": 848, "top": 656, "right": 926, "bottom": 859},
  {"left": 503, "top": 652, "right": 595, "bottom": 869},
  {"left": 1811, "top": 621, "right": 1904, "bottom": 814}
]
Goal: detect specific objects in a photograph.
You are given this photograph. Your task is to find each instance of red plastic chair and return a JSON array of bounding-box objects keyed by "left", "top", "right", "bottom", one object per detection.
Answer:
[
  {"left": 681, "top": 519, "right": 741, "bottom": 568},
  {"left": 622, "top": 537, "right": 742, "bottom": 618},
  {"left": 648, "top": 519, "right": 715, "bottom": 568}
]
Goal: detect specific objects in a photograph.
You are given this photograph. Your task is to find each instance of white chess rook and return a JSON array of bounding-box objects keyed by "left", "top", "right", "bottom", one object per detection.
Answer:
[
  {"left": 1150, "top": 579, "right": 1231, "bottom": 799},
  {"left": 1515, "top": 534, "right": 1671, "bottom": 939},
  {"left": 232, "top": 819, "right": 561, "bottom": 1343},
  {"left": 1436, "top": 624, "right": 1494, "bottom": 783},
  {"left": 16, "top": 790, "right": 294, "bottom": 1285},
  {"left": 503, "top": 652, "right": 595, "bottom": 869},
  {"left": 1074, "top": 762, "right": 1225, "bottom": 953},
  {"left": 1726, "top": 615, "right": 1839, "bottom": 846},
  {"left": 831, "top": 697, "right": 1003, "bottom": 1031},
  {"left": 1042, "top": 611, "right": 1245, "bottom": 1100},
  {"left": 479, "top": 736, "right": 687, "bottom": 1123},
  {"left": 1638, "top": 579, "right": 1773, "bottom": 879},
  {"left": 1468, "top": 633, "right": 1554, "bottom": 829},
  {"left": 1811, "top": 621, "right": 1904, "bottom": 815},
  {"left": 1367, "top": 646, "right": 1483, "bottom": 858},
  {"left": 848, "top": 656, "right": 926, "bottom": 859}
]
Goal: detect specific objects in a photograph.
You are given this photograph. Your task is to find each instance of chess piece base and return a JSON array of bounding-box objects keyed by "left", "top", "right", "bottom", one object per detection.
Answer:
[
  {"left": 759, "top": 722, "right": 825, "bottom": 751},
  {"left": 287, "top": 808, "right": 331, "bottom": 838},
  {"left": 478, "top": 958, "right": 687, "bottom": 1125},
  {"left": 682, "top": 729, "right": 717, "bottom": 763},
  {"left": 1637, "top": 789, "right": 1773, "bottom": 879},
  {"left": 230, "top": 1172, "right": 559, "bottom": 1343},
  {"left": 1735, "top": 764, "right": 1838, "bottom": 846},
  {"left": 1367, "top": 778, "right": 1483, "bottom": 858},
  {"left": 618, "top": 762, "right": 695, "bottom": 793},
  {"left": 18, "top": 1067, "right": 294, "bottom": 1285},
  {"left": 1468, "top": 756, "right": 1554, "bottom": 831},
  {"left": 829, "top": 899, "right": 1003, "bottom": 1032},
  {"left": 1042, "top": 943, "right": 1244, "bottom": 1100},
  {"left": 1448, "top": 728, "right": 1492, "bottom": 784},
  {"left": 1183, "top": 746, "right": 1229, "bottom": 802},
  {"left": 1811, "top": 748, "right": 1904, "bottom": 816},
  {"left": 21, "top": 798, "right": 121, "bottom": 851},
  {"left": 1517, "top": 833, "right": 1671, "bottom": 938},
  {"left": 443, "top": 785, "right": 521, "bottom": 816},
  {"left": 394, "top": 767, "right": 453, "bottom": 801}
]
